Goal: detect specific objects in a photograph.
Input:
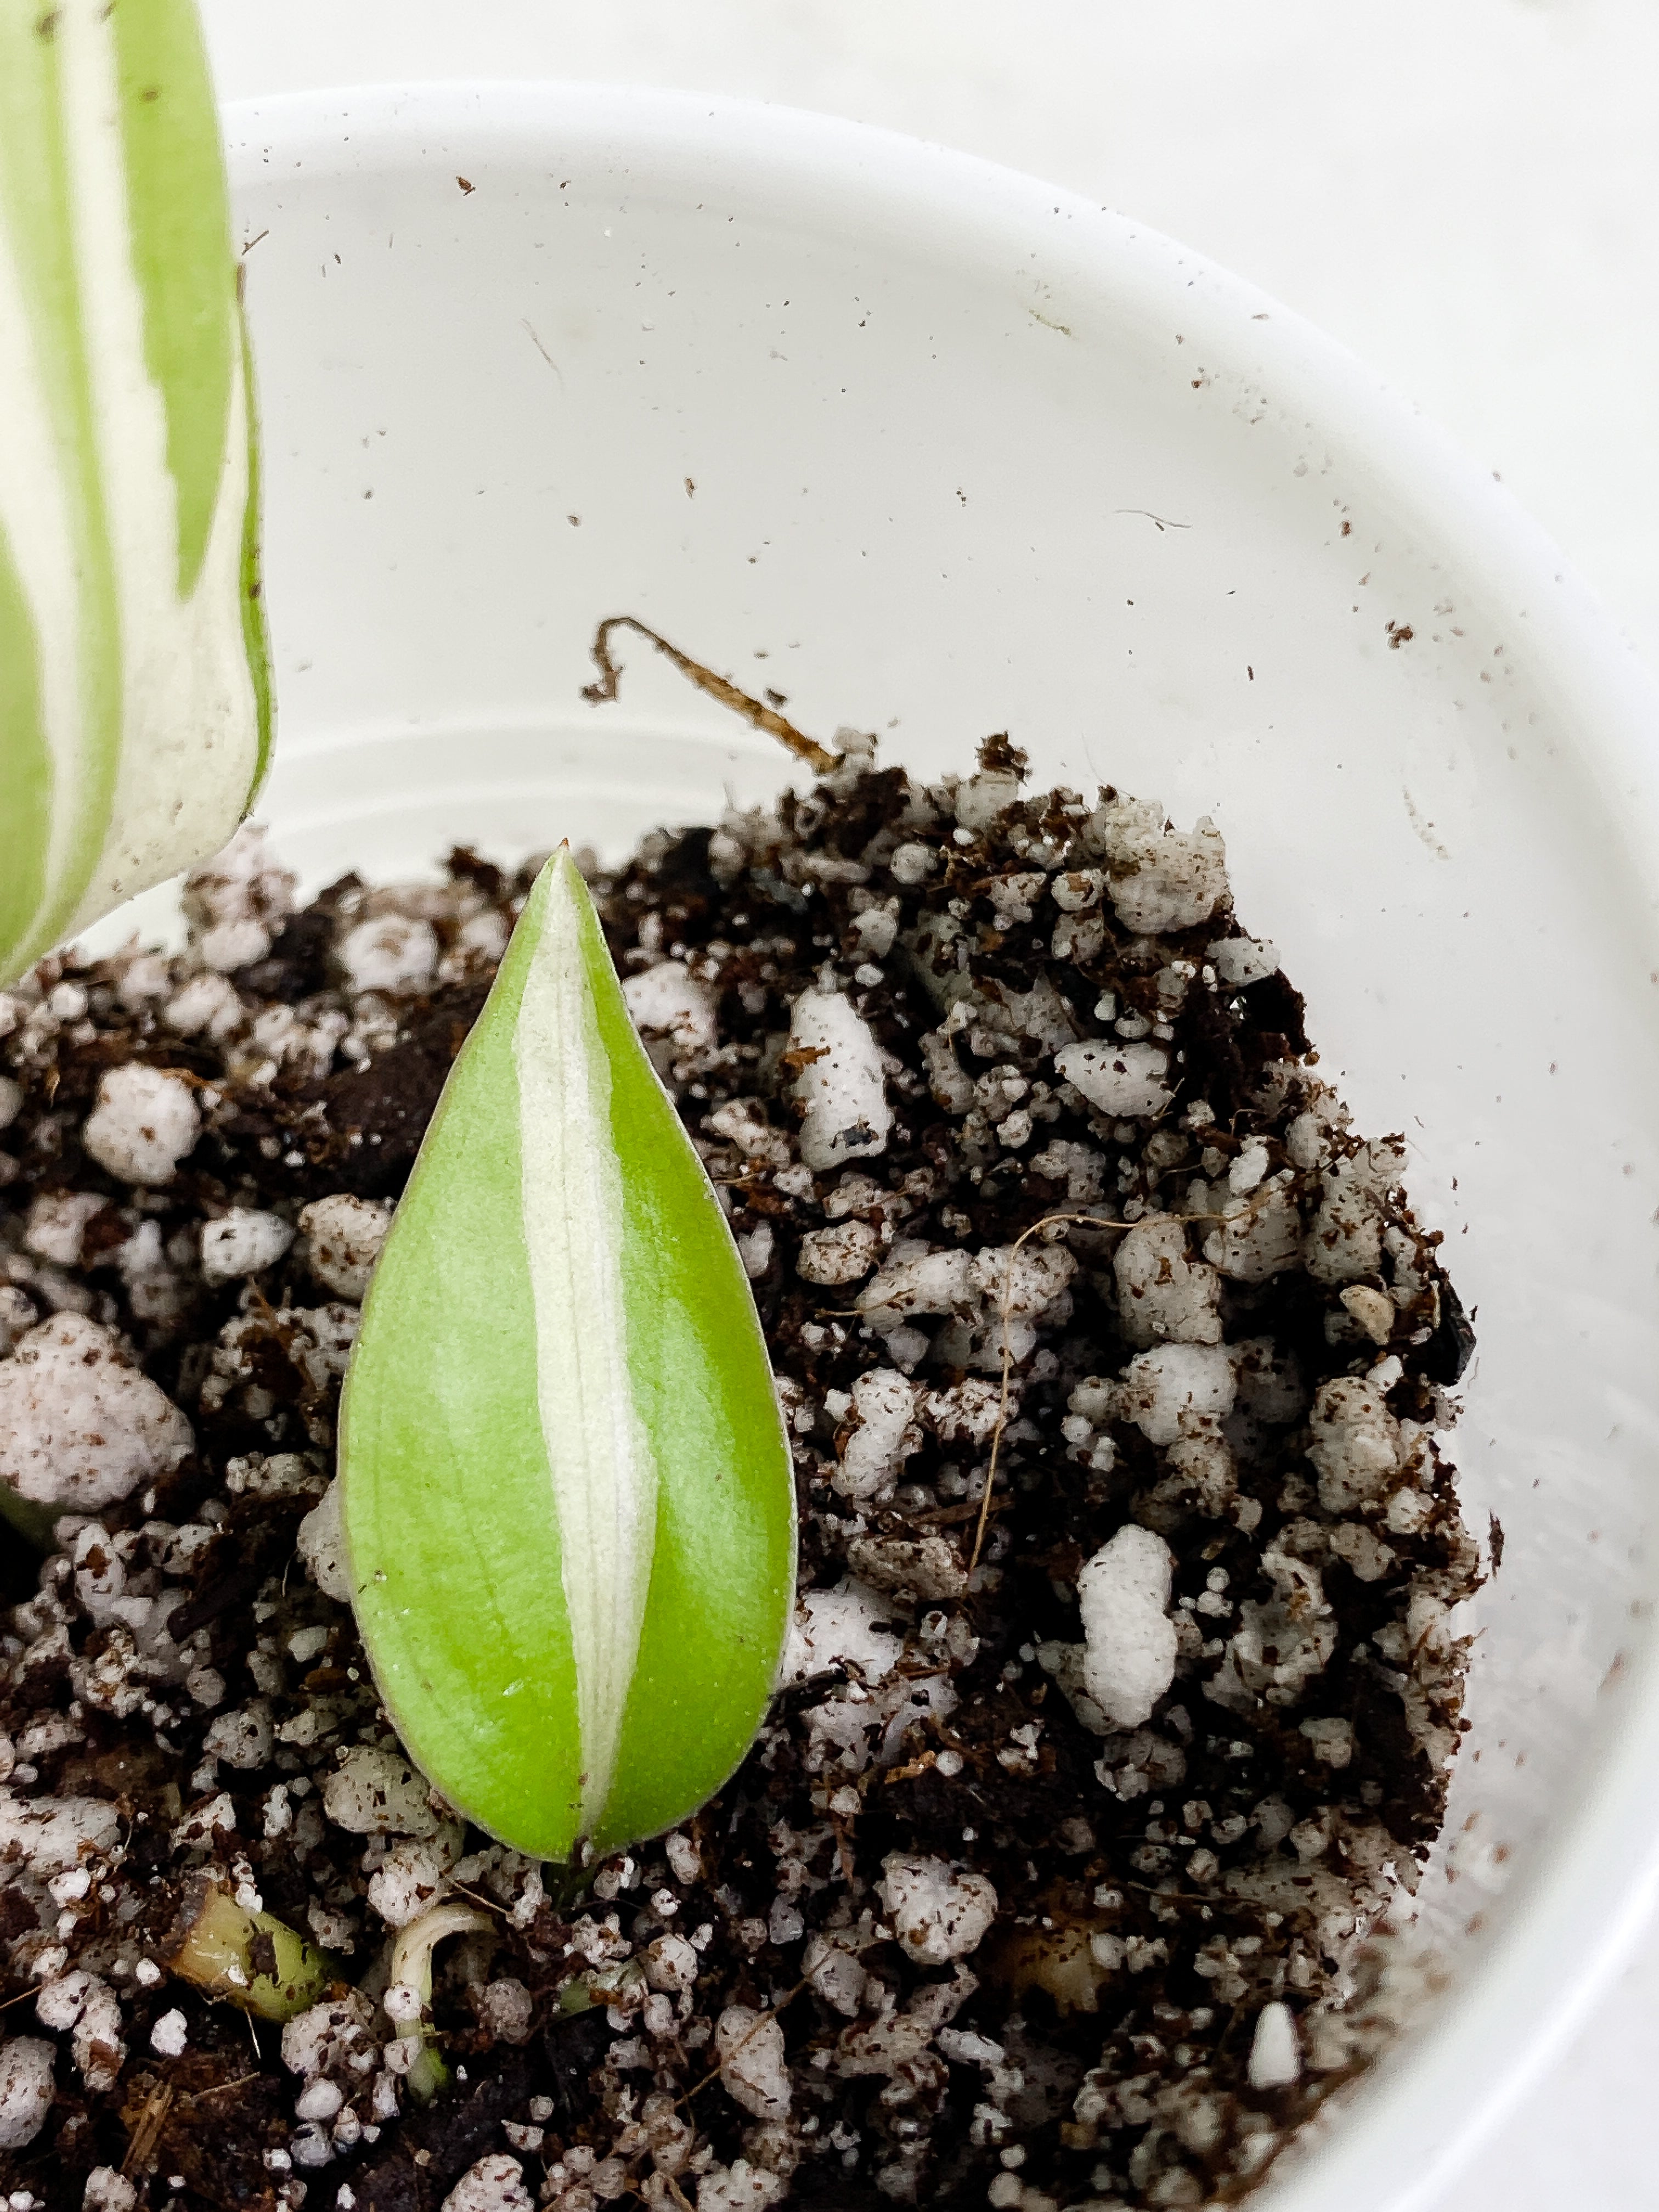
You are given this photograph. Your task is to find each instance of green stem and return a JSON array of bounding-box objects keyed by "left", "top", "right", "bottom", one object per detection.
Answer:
[
  {"left": 387, "top": 1897, "right": 494, "bottom": 2103},
  {"left": 0, "top": 1485, "right": 60, "bottom": 1555},
  {"left": 163, "top": 1874, "right": 331, "bottom": 2022},
  {"left": 545, "top": 1857, "right": 592, "bottom": 1911}
]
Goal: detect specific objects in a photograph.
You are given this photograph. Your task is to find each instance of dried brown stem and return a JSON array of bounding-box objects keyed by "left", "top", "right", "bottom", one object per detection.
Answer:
[
  {"left": 122, "top": 2080, "right": 174, "bottom": 2176},
  {"left": 582, "top": 615, "right": 840, "bottom": 775}
]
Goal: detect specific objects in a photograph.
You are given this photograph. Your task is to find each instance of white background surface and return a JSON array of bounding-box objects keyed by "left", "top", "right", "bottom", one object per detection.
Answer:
[{"left": 199, "top": 7, "right": 1659, "bottom": 2202}]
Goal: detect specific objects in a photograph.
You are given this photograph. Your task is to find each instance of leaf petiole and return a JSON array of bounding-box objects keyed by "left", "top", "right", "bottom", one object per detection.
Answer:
[
  {"left": 384, "top": 1897, "right": 494, "bottom": 2103},
  {"left": 162, "top": 1874, "right": 331, "bottom": 2023}
]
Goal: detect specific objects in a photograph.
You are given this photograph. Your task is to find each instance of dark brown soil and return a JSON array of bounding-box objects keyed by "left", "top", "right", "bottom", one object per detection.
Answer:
[{"left": 0, "top": 739, "right": 1481, "bottom": 2212}]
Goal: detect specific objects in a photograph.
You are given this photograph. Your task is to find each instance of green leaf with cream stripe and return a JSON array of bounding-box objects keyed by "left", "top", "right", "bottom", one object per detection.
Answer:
[
  {"left": 338, "top": 852, "right": 798, "bottom": 1862},
  {"left": 0, "top": 0, "right": 271, "bottom": 986}
]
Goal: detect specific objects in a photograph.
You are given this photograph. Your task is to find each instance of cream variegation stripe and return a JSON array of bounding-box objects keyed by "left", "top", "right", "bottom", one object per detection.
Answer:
[
  {"left": 57, "top": 0, "right": 259, "bottom": 936},
  {"left": 513, "top": 855, "right": 659, "bottom": 1835},
  {"left": 0, "top": 0, "right": 266, "bottom": 983}
]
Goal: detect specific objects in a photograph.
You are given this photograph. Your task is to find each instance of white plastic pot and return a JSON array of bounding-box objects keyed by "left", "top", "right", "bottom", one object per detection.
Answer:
[{"left": 142, "top": 80, "right": 1659, "bottom": 2208}]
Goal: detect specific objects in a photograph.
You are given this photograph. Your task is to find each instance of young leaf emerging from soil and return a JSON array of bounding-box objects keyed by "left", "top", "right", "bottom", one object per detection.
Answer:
[{"left": 338, "top": 849, "right": 797, "bottom": 1861}]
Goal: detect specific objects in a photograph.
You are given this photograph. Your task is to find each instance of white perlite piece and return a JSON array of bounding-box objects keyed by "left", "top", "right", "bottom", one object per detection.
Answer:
[
  {"left": 337, "top": 913, "right": 438, "bottom": 995},
  {"left": 953, "top": 764, "right": 1023, "bottom": 832},
  {"left": 476, "top": 1979, "right": 535, "bottom": 2045},
  {"left": 298, "top": 1193, "right": 392, "bottom": 1302},
  {"left": 968, "top": 1241, "right": 1077, "bottom": 1367},
  {"left": 1077, "top": 1526, "right": 1179, "bottom": 1728},
  {"left": 845, "top": 1531, "right": 968, "bottom": 1602},
  {"left": 441, "top": 2153, "right": 535, "bottom": 2212},
  {"left": 1051, "top": 867, "right": 1103, "bottom": 913},
  {"left": 149, "top": 2008, "right": 188, "bottom": 2057},
  {"left": 1328, "top": 1521, "right": 1397, "bottom": 1582},
  {"left": 802, "top": 1931, "right": 869, "bottom": 2017},
  {"left": 922, "top": 1374, "right": 1007, "bottom": 1444},
  {"left": 183, "top": 823, "right": 297, "bottom": 973},
  {"left": 1089, "top": 798, "right": 1228, "bottom": 934},
  {"left": 295, "top": 2075, "right": 345, "bottom": 2119},
  {"left": 321, "top": 1746, "right": 438, "bottom": 1837},
  {"left": 366, "top": 1833, "right": 461, "bottom": 1929},
  {"left": 201, "top": 1207, "right": 295, "bottom": 1283},
  {"left": 699, "top": 2162, "right": 789, "bottom": 2212},
  {"left": 171, "top": 1792, "right": 236, "bottom": 1850},
  {"left": 452, "top": 906, "right": 510, "bottom": 964},
  {"left": 162, "top": 970, "right": 241, "bottom": 1042},
  {"left": 279, "top": 1996, "right": 376, "bottom": 2081},
  {"left": 1300, "top": 1717, "right": 1356, "bottom": 1769},
  {"left": 297, "top": 1479, "right": 353, "bottom": 1602},
  {"left": 1203, "top": 1183, "right": 1304, "bottom": 1284},
  {"left": 645, "top": 1935, "right": 699, "bottom": 1994},
  {"left": 664, "top": 1831, "right": 702, "bottom": 1887},
  {"left": 1113, "top": 1215, "right": 1222, "bottom": 1348},
  {"left": 35, "top": 1971, "right": 125, "bottom": 2091},
  {"left": 1247, "top": 2000, "right": 1301, "bottom": 2089},
  {"left": 24, "top": 1191, "right": 109, "bottom": 1268},
  {"left": 1340, "top": 1283, "right": 1396, "bottom": 1345},
  {"left": 795, "top": 1217, "right": 881, "bottom": 1286},
  {"left": 1307, "top": 1369, "right": 1405, "bottom": 1513},
  {"left": 1302, "top": 1139, "right": 1404, "bottom": 1285},
  {"left": 201, "top": 1705, "right": 273, "bottom": 1771},
  {"left": 0, "top": 1312, "right": 193, "bottom": 1510},
  {"left": 714, "top": 2006, "right": 791, "bottom": 2119},
  {"left": 0, "top": 2038, "right": 55, "bottom": 2149},
  {"left": 81, "top": 1063, "right": 200, "bottom": 1186},
  {"left": 787, "top": 989, "right": 893, "bottom": 1172},
  {"left": 877, "top": 1854, "right": 998, "bottom": 1965},
  {"left": 0, "top": 1787, "right": 122, "bottom": 1871},
  {"left": 857, "top": 1244, "right": 975, "bottom": 1320},
  {"left": 622, "top": 958, "right": 719, "bottom": 1057},
  {"left": 834, "top": 1368, "right": 921, "bottom": 1502},
  {"left": 1207, "top": 935, "right": 1279, "bottom": 987},
  {"left": 737, "top": 1222, "right": 775, "bottom": 1278},
  {"left": 781, "top": 1583, "right": 903, "bottom": 1688},
  {"left": 82, "top": 2168, "right": 138, "bottom": 2212},
  {"left": 1054, "top": 1039, "right": 1172, "bottom": 1120},
  {"left": 831, "top": 1976, "right": 976, "bottom": 2081},
  {"left": 1117, "top": 1343, "right": 1236, "bottom": 1445},
  {"left": 919, "top": 1027, "right": 976, "bottom": 1113}
]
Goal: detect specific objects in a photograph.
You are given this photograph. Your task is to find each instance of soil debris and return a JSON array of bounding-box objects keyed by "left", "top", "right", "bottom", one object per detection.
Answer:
[{"left": 0, "top": 739, "right": 1479, "bottom": 2210}]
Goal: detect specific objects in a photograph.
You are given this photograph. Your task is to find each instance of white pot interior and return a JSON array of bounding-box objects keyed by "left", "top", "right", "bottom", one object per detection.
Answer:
[{"left": 99, "top": 81, "right": 1659, "bottom": 2210}]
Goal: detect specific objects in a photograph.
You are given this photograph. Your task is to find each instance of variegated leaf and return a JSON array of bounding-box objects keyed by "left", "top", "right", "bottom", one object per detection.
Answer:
[
  {"left": 338, "top": 852, "right": 797, "bottom": 1861},
  {"left": 0, "top": 0, "right": 272, "bottom": 985}
]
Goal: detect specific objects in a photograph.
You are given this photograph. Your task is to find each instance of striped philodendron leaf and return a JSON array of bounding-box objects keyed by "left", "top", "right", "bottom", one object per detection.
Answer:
[
  {"left": 0, "top": 0, "right": 272, "bottom": 986},
  {"left": 338, "top": 853, "right": 798, "bottom": 1863}
]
